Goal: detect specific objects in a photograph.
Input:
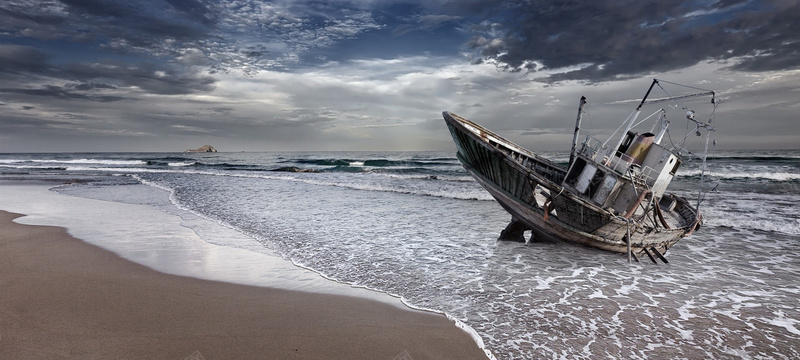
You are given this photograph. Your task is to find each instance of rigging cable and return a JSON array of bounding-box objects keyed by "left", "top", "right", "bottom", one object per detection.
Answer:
[
  {"left": 657, "top": 79, "right": 714, "bottom": 93},
  {"left": 693, "top": 100, "right": 720, "bottom": 216}
]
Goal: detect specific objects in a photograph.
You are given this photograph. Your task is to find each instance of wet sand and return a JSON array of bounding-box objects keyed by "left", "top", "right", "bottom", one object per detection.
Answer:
[{"left": 0, "top": 210, "right": 487, "bottom": 359}]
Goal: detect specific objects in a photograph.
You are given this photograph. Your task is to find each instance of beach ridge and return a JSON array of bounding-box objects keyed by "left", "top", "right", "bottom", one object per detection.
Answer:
[{"left": 0, "top": 210, "right": 487, "bottom": 359}]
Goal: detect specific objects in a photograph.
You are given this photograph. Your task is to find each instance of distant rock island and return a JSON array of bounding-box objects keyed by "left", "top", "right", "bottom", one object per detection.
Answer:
[{"left": 185, "top": 145, "right": 217, "bottom": 153}]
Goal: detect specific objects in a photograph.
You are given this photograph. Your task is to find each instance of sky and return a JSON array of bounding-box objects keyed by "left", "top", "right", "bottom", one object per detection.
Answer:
[{"left": 1, "top": 0, "right": 798, "bottom": 152}]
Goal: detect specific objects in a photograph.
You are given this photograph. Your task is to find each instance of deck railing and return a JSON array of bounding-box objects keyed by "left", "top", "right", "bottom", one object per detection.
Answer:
[{"left": 578, "top": 135, "right": 659, "bottom": 189}]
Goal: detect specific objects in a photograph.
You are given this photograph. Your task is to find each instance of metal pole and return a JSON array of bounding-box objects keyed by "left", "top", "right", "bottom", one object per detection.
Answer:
[
  {"left": 696, "top": 124, "right": 712, "bottom": 215},
  {"left": 626, "top": 222, "right": 632, "bottom": 264},
  {"left": 637, "top": 79, "right": 659, "bottom": 111},
  {"left": 605, "top": 79, "right": 658, "bottom": 166},
  {"left": 570, "top": 96, "right": 587, "bottom": 166}
]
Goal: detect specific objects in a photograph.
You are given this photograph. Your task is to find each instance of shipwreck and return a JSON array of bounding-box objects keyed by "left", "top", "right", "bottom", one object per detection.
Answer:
[{"left": 443, "top": 79, "right": 718, "bottom": 263}]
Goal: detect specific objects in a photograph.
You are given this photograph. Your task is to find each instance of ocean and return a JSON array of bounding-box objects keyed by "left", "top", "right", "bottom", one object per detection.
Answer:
[{"left": 1, "top": 150, "right": 798, "bottom": 359}]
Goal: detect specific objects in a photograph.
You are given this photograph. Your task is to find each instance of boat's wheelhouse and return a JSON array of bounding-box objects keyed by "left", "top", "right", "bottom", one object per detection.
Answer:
[{"left": 563, "top": 127, "right": 682, "bottom": 217}]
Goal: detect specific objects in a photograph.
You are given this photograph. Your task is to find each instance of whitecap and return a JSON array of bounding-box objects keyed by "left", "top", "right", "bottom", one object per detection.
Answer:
[{"left": 168, "top": 162, "right": 196, "bottom": 167}]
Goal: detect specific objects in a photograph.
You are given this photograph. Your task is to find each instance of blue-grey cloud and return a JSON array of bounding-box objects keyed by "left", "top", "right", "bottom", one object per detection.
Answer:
[
  {"left": 462, "top": 0, "right": 800, "bottom": 82},
  {"left": 0, "top": 44, "right": 215, "bottom": 96},
  {"left": 0, "top": 0, "right": 798, "bottom": 152},
  {"left": 0, "top": 0, "right": 390, "bottom": 77},
  {"left": 0, "top": 44, "right": 50, "bottom": 75},
  {"left": 0, "top": 85, "right": 126, "bottom": 102}
]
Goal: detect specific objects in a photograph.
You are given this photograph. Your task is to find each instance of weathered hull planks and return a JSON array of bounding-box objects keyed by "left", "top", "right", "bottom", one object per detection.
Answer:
[{"left": 444, "top": 111, "right": 695, "bottom": 257}]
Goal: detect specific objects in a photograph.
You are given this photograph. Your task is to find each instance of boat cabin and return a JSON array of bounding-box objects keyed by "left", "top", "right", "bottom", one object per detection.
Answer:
[{"left": 563, "top": 129, "right": 681, "bottom": 217}]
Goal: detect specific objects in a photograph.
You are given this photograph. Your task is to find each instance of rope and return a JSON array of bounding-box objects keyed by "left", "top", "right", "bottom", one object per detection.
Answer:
[{"left": 632, "top": 109, "right": 665, "bottom": 129}]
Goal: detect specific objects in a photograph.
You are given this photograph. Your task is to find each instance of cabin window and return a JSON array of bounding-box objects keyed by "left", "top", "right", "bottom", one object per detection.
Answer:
[
  {"left": 565, "top": 158, "right": 587, "bottom": 186},
  {"left": 587, "top": 169, "right": 606, "bottom": 197}
]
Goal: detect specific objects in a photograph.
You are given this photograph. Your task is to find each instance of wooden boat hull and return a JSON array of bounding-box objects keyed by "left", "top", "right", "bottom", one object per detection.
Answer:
[{"left": 444, "top": 111, "right": 697, "bottom": 260}]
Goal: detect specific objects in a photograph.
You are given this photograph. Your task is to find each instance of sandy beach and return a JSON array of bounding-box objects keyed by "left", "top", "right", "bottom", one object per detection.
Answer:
[{"left": 0, "top": 210, "right": 486, "bottom": 359}]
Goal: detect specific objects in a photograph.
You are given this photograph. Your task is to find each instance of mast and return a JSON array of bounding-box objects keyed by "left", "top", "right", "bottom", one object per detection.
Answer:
[
  {"left": 604, "top": 79, "right": 658, "bottom": 165},
  {"left": 570, "top": 96, "right": 587, "bottom": 166},
  {"left": 637, "top": 79, "right": 658, "bottom": 111}
]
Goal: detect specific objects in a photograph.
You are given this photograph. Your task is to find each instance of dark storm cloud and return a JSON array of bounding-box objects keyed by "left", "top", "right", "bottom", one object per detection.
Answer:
[
  {"left": 1, "top": 0, "right": 217, "bottom": 55},
  {"left": 0, "top": 45, "right": 50, "bottom": 74},
  {"left": 0, "top": 112, "right": 76, "bottom": 128},
  {"left": 0, "top": 0, "right": 388, "bottom": 75},
  {"left": 0, "top": 0, "right": 797, "bottom": 152},
  {"left": 392, "top": 13, "right": 462, "bottom": 36},
  {"left": 0, "top": 44, "right": 215, "bottom": 96},
  {"left": 0, "top": 0, "right": 255, "bottom": 83},
  {"left": 208, "top": 107, "right": 234, "bottom": 114},
  {"left": 70, "top": 83, "right": 117, "bottom": 91},
  {"left": 0, "top": 84, "right": 126, "bottom": 102},
  {"left": 55, "top": 0, "right": 216, "bottom": 44},
  {"left": 62, "top": 62, "right": 216, "bottom": 95},
  {"left": 462, "top": 0, "right": 800, "bottom": 82}
]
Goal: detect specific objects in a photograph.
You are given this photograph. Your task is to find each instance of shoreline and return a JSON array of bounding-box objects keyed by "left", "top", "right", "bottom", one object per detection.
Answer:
[
  {"left": 0, "top": 209, "right": 487, "bottom": 359},
  {"left": 0, "top": 181, "right": 414, "bottom": 301}
]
